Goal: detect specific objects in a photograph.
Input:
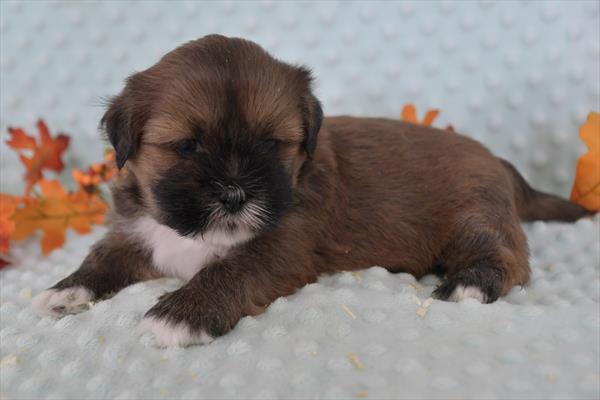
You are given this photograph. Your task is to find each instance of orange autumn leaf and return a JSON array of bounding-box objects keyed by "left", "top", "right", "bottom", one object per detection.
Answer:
[
  {"left": 422, "top": 110, "right": 439, "bottom": 126},
  {"left": 72, "top": 169, "right": 102, "bottom": 192},
  {"left": 570, "top": 112, "right": 600, "bottom": 211},
  {"left": 6, "top": 120, "right": 70, "bottom": 195},
  {"left": 102, "top": 150, "right": 117, "bottom": 180},
  {"left": 36, "top": 120, "right": 70, "bottom": 171},
  {"left": 0, "top": 194, "right": 21, "bottom": 254},
  {"left": 401, "top": 104, "right": 440, "bottom": 126},
  {"left": 6, "top": 127, "right": 36, "bottom": 149},
  {"left": 401, "top": 104, "right": 454, "bottom": 132},
  {"left": 11, "top": 180, "right": 107, "bottom": 254},
  {"left": 72, "top": 150, "right": 117, "bottom": 195}
]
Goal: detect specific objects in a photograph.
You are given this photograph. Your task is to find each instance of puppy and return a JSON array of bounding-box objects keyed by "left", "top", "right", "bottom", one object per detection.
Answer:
[{"left": 32, "top": 35, "right": 592, "bottom": 347}]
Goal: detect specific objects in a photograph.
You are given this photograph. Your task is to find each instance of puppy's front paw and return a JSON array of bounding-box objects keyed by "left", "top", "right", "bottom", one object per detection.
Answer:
[
  {"left": 32, "top": 287, "right": 94, "bottom": 317},
  {"left": 141, "top": 289, "right": 221, "bottom": 348}
]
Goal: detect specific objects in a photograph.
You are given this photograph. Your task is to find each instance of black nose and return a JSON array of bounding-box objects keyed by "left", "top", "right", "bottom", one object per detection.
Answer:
[{"left": 219, "top": 185, "right": 246, "bottom": 213}]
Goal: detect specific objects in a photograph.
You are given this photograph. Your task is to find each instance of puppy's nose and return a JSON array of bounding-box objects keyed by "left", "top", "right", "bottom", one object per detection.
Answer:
[{"left": 219, "top": 185, "right": 246, "bottom": 213}]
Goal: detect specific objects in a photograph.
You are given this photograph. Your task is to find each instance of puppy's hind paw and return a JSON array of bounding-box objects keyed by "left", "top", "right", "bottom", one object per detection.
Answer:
[
  {"left": 140, "top": 316, "right": 214, "bottom": 348},
  {"left": 432, "top": 263, "right": 504, "bottom": 304},
  {"left": 32, "top": 287, "right": 94, "bottom": 318},
  {"left": 448, "top": 285, "right": 487, "bottom": 303},
  {"left": 433, "top": 282, "right": 490, "bottom": 304}
]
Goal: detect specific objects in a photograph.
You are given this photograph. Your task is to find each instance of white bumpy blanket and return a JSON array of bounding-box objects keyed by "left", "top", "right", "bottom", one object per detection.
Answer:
[{"left": 1, "top": 217, "right": 599, "bottom": 399}]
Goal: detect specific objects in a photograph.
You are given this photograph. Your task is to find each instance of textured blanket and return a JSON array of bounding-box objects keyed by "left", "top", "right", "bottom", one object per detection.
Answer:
[
  {"left": 1, "top": 0, "right": 599, "bottom": 398},
  {"left": 1, "top": 217, "right": 598, "bottom": 399}
]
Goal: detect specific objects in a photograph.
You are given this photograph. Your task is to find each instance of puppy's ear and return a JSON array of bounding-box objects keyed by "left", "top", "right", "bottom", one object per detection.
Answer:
[
  {"left": 101, "top": 77, "right": 151, "bottom": 170},
  {"left": 298, "top": 69, "right": 323, "bottom": 159},
  {"left": 301, "top": 92, "right": 323, "bottom": 159},
  {"left": 101, "top": 94, "right": 134, "bottom": 169}
]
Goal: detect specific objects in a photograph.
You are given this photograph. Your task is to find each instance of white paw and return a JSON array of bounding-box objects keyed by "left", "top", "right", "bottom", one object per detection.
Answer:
[
  {"left": 31, "top": 287, "right": 94, "bottom": 317},
  {"left": 448, "top": 285, "right": 487, "bottom": 303},
  {"left": 140, "top": 316, "right": 214, "bottom": 348}
]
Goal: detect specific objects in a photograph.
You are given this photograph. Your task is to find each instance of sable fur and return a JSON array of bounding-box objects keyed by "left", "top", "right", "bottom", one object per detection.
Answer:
[{"left": 37, "top": 35, "right": 592, "bottom": 343}]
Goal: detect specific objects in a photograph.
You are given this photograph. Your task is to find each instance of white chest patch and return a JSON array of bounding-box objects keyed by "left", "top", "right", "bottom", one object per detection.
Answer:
[{"left": 131, "top": 216, "right": 253, "bottom": 281}]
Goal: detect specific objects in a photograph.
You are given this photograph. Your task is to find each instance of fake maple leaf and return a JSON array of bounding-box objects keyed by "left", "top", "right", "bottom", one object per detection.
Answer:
[
  {"left": 72, "top": 150, "right": 117, "bottom": 195},
  {"left": 401, "top": 104, "right": 455, "bottom": 132},
  {"left": 11, "top": 180, "right": 107, "bottom": 254},
  {"left": 72, "top": 169, "right": 101, "bottom": 193},
  {"left": 0, "top": 194, "right": 21, "bottom": 254},
  {"left": 6, "top": 120, "right": 70, "bottom": 195},
  {"left": 570, "top": 112, "right": 600, "bottom": 211},
  {"left": 402, "top": 104, "right": 440, "bottom": 126},
  {"left": 5, "top": 128, "right": 36, "bottom": 149},
  {"left": 1, "top": 194, "right": 23, "bottom": 268}
]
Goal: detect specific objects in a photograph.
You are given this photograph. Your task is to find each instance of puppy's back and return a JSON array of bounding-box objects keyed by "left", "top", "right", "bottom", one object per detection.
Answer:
[{"left": 323, "top": 116, "right": 505, "bottom": 200}]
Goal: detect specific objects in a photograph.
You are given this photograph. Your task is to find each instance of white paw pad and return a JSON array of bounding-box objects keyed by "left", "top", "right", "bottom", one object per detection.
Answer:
[
  {"left": 448, "top": 285, "right": 487, "bottom": 303},
  {"left": 32, "top": 287, "right": 94, "bottom": 317},
  {"left": 140, "top": 316, "right": 214, "bottom": 348}
]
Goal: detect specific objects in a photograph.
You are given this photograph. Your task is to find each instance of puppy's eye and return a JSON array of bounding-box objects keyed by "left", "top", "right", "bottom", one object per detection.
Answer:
[
  {"left": 176, "top": 139, "right": 202, "bottom": 158},
  {"left": 263, "top": 138, "right": 281, "bottom": 150}
]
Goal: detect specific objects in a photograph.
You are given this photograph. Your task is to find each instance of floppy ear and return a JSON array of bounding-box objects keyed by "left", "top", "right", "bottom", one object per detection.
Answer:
[
  {"left": 296, "top": 66, "right": 323, "bottom": 159},
  {"left": 101, "top": 94, "right": 134, "bottom": 169},
  {"left": 101, "top": 77, "right": 151, "bottom": 170},
  {"left": 300, "top": 91, "right": 323, "bottom": 159}
]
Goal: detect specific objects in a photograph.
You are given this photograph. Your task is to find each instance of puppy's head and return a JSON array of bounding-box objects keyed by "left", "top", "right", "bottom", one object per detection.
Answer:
[{"left": 102, "top": 35, "right": 322, "bottom": 243}]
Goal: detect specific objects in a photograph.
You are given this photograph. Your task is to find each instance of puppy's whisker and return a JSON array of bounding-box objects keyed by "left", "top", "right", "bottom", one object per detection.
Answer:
[
  {"left": 240, "top": 206, "right": 264, "bottom": 229},
  {"left": 246, "top": 203, "right": 271, "bottom": 220}
]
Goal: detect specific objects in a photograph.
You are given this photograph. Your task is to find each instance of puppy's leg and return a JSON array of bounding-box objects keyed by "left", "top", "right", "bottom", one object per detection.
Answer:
[
  {"left": 32, "top": 233, "right": 157, "bottom": 317},
  {"left": 141, "top": 236, "right": 314, "bottom": 347},
  {"left": 433, "top": 212, "right": 530, "bottom": 304}
]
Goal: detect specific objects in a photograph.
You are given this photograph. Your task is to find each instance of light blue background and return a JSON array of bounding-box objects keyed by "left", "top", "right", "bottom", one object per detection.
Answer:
[
  {"left": 1, "top": 0, "right": 599, "bottom": 196},
  {"left": 1, "top": 3, "right": 600, "bottom": 400}
]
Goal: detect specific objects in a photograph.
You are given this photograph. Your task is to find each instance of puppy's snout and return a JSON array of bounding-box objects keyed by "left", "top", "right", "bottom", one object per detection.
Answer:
[{"left": 219, "top": 185, "right": 247, "bottom": 213}]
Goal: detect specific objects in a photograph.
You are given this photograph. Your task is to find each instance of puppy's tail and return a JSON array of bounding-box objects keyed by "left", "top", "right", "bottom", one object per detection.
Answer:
[{"left": 500, "top": 159, "right": 595, "bottom": 222}]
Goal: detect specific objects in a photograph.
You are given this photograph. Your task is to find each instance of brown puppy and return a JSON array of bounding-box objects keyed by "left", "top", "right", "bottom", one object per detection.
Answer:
[{"left": 32, "top": 35, "right": 591, "bottom": 347}]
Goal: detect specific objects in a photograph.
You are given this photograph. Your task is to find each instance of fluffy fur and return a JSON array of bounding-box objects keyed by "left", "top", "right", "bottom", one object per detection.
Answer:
[{"left": 32, "top": 35, "right": 592, "bottom": 346}]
